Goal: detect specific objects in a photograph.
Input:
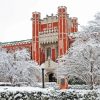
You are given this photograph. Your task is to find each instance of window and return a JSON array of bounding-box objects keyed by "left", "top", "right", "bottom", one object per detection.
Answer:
[{"left": 47, "top": 47, "right": 51, "bottom": 58}]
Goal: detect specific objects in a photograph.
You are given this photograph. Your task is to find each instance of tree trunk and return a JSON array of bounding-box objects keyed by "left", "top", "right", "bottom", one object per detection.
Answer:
[
  {"left": 90, "top": 74, "right": 93, "bottom": 90},
  {"left": 90, "top": 61, "right": 94, "bottom": 90}
]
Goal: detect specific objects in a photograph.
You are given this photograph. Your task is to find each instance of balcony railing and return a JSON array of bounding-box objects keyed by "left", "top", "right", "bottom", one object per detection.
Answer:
[{"left": 39, "top": 31, "right": 58, "bottom": 44}]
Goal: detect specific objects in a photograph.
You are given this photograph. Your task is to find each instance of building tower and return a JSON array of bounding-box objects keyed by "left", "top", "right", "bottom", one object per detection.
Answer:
[
  {"left": 31, "top": 6, "right": 78, "bottom": 64},
  {"left": 1, "top": 6, "right": 78, "bottom": 66},
  {"left": 31, "top": 12, "right": 41, "bottom": 64},
  {"left": 58, "top": 6, "right": 68, "bottom": 56},
  {"left": 71, "top": 17, "right": 78, "bottom": 32}
]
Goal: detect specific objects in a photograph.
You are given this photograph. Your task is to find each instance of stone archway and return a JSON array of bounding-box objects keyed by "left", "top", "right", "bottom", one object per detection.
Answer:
[{"left": 41, "top": 58, "right": 58, "bottom": 82}]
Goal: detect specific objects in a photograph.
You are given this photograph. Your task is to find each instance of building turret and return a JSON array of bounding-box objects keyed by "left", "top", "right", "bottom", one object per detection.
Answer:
[
  {"left": 58, "top": 6, "right": 68, "bottom": 56},
  {"left": 71, "top": 17, "right": 78, "bottom": 32},
  {"left": 31, "top": 12, "right": 41, "bottom": 63}
]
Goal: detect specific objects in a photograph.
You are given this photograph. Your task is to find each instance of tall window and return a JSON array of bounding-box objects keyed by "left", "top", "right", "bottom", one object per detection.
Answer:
[
  {"left": 47, "top": 47, "right": 51, "bottom": 59},
  {"left": 56, "top": 46, "right": 58, "bottom": 57}
]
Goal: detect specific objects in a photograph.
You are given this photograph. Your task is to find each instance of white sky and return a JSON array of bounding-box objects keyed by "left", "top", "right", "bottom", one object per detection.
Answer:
[{"left": 0, "top": 0, "right": 100, "bottom": 42}]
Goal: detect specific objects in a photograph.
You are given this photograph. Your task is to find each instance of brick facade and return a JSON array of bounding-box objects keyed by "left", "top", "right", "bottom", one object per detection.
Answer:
[{"left": 1, "top": 6, "right": 78, "bottom": 64}]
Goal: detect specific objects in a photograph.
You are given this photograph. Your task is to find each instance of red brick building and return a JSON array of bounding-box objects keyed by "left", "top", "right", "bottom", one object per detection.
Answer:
[{"left": 1, "top": 6, "right": 78, "bottom": 64}]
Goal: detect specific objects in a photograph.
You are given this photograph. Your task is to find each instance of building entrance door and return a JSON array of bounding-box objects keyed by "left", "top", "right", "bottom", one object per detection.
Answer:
[{"left": 49, "top": 73, "right": 57, "bottom": 82}]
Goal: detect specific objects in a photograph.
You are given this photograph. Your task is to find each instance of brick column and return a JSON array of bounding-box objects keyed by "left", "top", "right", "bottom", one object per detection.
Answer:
[
  {"left": 58, "top": 6, "right": 68, "bottom": 56},
  {"left": 31, "top": 12, "right": 41, "bottom": 63}
]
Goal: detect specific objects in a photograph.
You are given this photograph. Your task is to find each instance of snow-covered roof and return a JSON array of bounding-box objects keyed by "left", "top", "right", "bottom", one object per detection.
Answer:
[{"left": 0, "top": 39, "right": 32, "bottom": 46}]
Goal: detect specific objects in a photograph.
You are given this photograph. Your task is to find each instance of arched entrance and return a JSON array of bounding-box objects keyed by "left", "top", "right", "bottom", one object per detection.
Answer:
[{"left": 49, "top": 73, "right": 57, "bottom": 82}]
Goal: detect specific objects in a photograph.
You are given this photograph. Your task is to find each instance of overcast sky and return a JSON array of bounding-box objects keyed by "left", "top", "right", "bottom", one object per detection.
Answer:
[{"left": 0, "top": 0, "right": 100, "bottom": 42}]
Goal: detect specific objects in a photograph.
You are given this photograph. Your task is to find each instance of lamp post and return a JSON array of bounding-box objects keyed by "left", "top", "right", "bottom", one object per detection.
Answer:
[{"left": 42, "top": 68, "right": 45, "bottom": 88}]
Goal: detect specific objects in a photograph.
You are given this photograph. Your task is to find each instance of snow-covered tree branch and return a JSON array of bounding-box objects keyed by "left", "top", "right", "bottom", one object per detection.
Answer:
[
  {"left": 0, "top": 48, "right": 41, "bottom": 86},
  {"left": 81, "top": 12, "right": 100, "bottom": 33},
  {"left": 56, "top": 32, "right": 100, "bottom": 88}
]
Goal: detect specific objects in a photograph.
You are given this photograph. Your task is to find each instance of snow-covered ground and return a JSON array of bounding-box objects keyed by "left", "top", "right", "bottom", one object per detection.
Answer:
[
  {"left": 0, "top": 86, "right": 100, "bottom": 93},
  {"left": 0, "top": 86, "right": 52, "bottom": 93}
]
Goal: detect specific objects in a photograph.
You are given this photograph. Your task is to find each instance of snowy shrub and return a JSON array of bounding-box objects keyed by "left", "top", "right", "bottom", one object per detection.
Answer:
[
  {"left": 83, "top": 91, "right": 98, "bottom": 100},
  {"left": 0, "top": 89, "right": 100, "bottom": 100},
  {"left": 68, "top": 85, "right": 90, "bottom": 90},
  {"left": 68, "top": 76, "right": 86, "bottom": 85}
]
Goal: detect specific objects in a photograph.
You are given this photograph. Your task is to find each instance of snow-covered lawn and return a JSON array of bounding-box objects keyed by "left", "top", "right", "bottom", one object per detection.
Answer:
[
  {"left": 0, "top": 86, "right": 52, "bottom": 93},
  {"left": 0, "top": 85, "right": 100, "bottom": 93},
  {"left": 0, "top": 86, "right": 100, "bottom": 94}
]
